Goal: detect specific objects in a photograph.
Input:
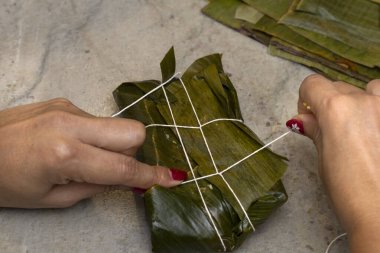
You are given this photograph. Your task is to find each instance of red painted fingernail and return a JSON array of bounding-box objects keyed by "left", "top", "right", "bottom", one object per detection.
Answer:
[
  {"left": 132, "top": 187, "right": 146, "bottom": 195},
  {"left": 286, "top": 118, "right": 304, "bottom": 135},
  {"left": 170, "top": 168, "right": 187, "bottom": 181}
]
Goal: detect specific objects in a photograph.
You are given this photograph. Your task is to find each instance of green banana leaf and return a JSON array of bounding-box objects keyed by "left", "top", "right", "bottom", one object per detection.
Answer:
[
  {"left": 113, "top": 48, "right": 288, "bottom": 252},
  {"left": 234, "top": 0, "right": 380, "bottom": 82},
  {"left": 269, "top": 38, "right": 367, "bottom": 88},
  {"left": 202, "top": 0, "right": 380, "bottom": 87},
  {"left": 279, "top": 0, "right": 380, "bottom": 68},
  {"left": 201, "top": 0, "right": 272, "bottom": 45},
  {"left": 242, "top": 0, "right": 380, "bottom": 68},
  {"left": 241, "top": 0, "right": 292, "bottom": 20}
]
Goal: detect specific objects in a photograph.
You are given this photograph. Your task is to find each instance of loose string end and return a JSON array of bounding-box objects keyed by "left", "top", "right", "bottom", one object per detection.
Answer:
[{"left": 325, "top": 233, "right": 347, "bottom": 253}]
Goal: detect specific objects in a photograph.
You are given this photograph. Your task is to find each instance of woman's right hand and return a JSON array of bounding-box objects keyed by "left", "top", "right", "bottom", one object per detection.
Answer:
[{"left": 286, "top": 75, "right": 380, "bottom": 253}]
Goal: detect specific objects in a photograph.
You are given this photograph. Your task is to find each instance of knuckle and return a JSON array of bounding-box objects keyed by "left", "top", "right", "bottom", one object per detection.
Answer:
[
  {"left": 321, "top": 94, "right": 349, "bottom": 113},
  {"left": 38, "top": 110, "right": 74, "bottom": 127},
  {"left": 331, "top": 80, "right": 345, "bottom": 86},
  {"left": 142, "top": 166, "right": 164, "bottom": 188},
  {"left": 369, "top": 79, "right": 380, "bottom": 85},
  {"left": 128, "top": 120, "right": 146, "bottom": 146},
  {"left": 117, "top": 156, "right": 139, "bottom": 182},
  {"left": 153, "top": 167, "right": 166, "bottom": 186},
  {"left": 48, "top": 98, "right": 73, "bottom": 108},
  {"left": 300, "top": 74, "right": 329, "bottom": 96},
  {"left": 48, "top": 140, "right": 77, "bottom": 165},
  {"left": 367, "top": 79, "right": 380, "bottom": 90},
  {"left": 319, "top": 94, "right": 354, "bottom": 126},
  {"left": 302, "top": 74, "right": 325, "bottom": 86}
]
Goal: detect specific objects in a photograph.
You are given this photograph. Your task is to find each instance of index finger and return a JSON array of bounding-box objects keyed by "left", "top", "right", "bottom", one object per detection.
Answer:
[
  {"left": 42, "top": 111, "right": 146, "bottom": 154},
  {"left": 73, "top": 117, "right": 147, "bottom": 154},
  {"left": 298, "top": 74, "right": 339, "bottom": 116}
]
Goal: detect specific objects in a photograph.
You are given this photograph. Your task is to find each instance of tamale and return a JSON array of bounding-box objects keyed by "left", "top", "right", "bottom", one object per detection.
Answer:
[{"left": 113, "top": 48, "right": 288, "bottom": 252}]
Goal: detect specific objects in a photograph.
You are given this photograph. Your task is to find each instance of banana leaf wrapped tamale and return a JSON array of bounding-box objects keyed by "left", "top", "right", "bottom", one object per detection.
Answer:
[
  {"left": 202, "top": 0, "right": 380, "bottom": 87},
  {"left": 113, "top": 48, "right": 288, "bottom": 252}
]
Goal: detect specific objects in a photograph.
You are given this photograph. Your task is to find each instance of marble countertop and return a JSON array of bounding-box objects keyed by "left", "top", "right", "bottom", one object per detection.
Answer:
[{"left": 0, "top": 1, "right": 347, "bottom": 252}]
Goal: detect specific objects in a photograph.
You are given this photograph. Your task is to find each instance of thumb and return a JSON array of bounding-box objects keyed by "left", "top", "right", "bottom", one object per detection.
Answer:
[
  {"left": 41, "top": 182, "right": 107, "bottom": 208},
  {"left": 286, "top": 114, "right": 321, "bottom": 142}
]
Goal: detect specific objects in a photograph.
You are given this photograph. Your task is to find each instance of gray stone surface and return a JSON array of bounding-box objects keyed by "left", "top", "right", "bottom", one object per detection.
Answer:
[{"left": 0, "top": 0, "right": 348, "bottom": 252}]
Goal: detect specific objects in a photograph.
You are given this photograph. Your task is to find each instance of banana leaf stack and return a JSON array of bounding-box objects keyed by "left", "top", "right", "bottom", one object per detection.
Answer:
[
  {"left": 202, "top": 0, "right": 380, "bottom": 88},
  {"left": 113, "top": 48, "right": 288, "bottom": 252}
]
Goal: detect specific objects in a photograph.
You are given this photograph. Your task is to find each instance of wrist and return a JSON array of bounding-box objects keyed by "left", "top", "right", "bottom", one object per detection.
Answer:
[
  {"left": 349, "top": 218, "right": 380, "bottom": 253},
  {"left": 327, "top": 182, "right": 380, "bottom": 235},
  {"left": 334, "top": 195, "right": 380, "bottom": 235}
]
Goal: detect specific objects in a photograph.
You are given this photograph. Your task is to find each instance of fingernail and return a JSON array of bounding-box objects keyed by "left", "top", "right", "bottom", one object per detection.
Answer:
[
  {"left": 170, "top": 168, "right": 187, "bottom": 181},
  {"left": 132, "top": 187, "right": 146, "bottom": 195},
  {"left": 286, "top": 118, "right": 304, "bottom": 135}
]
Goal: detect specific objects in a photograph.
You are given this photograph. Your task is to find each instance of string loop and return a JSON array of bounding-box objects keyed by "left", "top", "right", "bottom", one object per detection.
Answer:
[{"left": 325, "top": 233, "right": 347, "bottom": 253}]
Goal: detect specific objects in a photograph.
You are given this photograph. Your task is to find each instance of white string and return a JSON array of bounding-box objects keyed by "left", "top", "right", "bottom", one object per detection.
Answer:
[
  {"left": 158, "top": 78, "right": 227, "bottom": 251},
  {"left": 202, "top": 118, "right": 243, "bottom": 127},
  {"left": 145, "top": 118, "right": 243, "bottom": 129},
  {"left": 110, "top": 71, "right": 347, "bottom": 253},
  {"left": 182, "top": 131, "right": 291, "bottom": 185},
  {"left": 220, "top": 131, "right": 290, "bottom": 175},
  {"left": 111, "top": 72, "right": 181, "bottom": 118},
  {"left": 325, "top": 233, "right": 347, "bottom": 253},
  {"left": 110, "top": 72, "right": 291, "bottom": 251},
  {"left": 178, "top": 78, "right": 257, "bottom": 231}
]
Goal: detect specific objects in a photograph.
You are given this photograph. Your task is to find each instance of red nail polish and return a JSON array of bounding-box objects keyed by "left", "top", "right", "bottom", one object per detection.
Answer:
[
  {"left": 132, "top": 187, "right": 146, "bottom": 195},
  {"left": 286, "top": 119, "right": 304, "bottom": 135},
  {"left": 170, "top": 168, "right": 187, "bottom": 181}
]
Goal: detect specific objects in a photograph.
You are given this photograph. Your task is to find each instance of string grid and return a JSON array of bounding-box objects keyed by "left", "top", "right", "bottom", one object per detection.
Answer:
[{"left": 112, "top": 73, "right": 290, "bottom": 251}]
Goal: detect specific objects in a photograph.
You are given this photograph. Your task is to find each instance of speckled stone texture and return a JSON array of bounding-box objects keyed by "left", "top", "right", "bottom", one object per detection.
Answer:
[{"left": 0, "top": 1, "right": 348, "bottom": 252}]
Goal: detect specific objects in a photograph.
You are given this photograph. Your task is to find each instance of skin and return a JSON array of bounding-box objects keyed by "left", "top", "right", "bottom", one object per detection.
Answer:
[
  {"left": 1, "top": 75, "right": 380, "bottom": 252},
  {"left": 294, "top": 75, "right": 380, "bottom": 253},
  {"left": 0, "top": 98, "right": 184, "bottom": 208}
]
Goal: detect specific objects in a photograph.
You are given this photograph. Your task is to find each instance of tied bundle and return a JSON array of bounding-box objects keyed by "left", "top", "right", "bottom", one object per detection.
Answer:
[
  {"left": 203, "top": 0, "right": 380, "bottom": 88},
  {"left": 113, "top": 48, "right": 288, "bottom": 252}
]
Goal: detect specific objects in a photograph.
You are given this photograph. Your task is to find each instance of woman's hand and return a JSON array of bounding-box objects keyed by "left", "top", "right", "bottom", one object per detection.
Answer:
[
  {"left": 0, "top": 98, "right": 186, "bottom": 208},
  {"left": 286, "top": 75, "right": 380, "bottom": 253}
]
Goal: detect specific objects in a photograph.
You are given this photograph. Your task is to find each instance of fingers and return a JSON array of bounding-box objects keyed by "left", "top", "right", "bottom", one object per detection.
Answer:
[
  {"left": 366, "top": 79, "right": 380, "bottom": 96},
  {"left": 286, "top": 114, "right": 320, "bottom": 140},
  {"left": 41, "top": 182, "right": 106, "bottom": 208},
  {"left": 298, "top": 74, "right": 364, "bottom": 116},
  {"left": 291, "top": 75, "right": 370, "bottom": 151},
  {"left": 34, "top": 106, "right": 147, "bottom": 155},
  {"left": 20, "top": 98, "right": 146, "bottom": 154},
  {"left": 333, "top": 81, "right": 363, "bottom": 94},
  {"left": 39, "top": 98, "right": 93, "bottom": 118},
  {"left": 298, "top": 74, "right": 339, "bottom": 115},
  {"left": 2, "top": 98, "right": 92, "bottom": 120},
  {"left": 71, "top": 117, "right": 147, "bottom": 154},
  {"left": 31, "top": 98, "right": 187, "bottom": 190},
  {"left": 52, "top": 142, "right": 187, "bottom": 189}
]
